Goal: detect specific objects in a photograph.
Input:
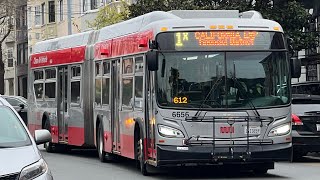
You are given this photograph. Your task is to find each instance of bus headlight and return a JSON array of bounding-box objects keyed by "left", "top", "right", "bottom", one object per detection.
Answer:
[
  {"left": 158, "top": 125, "right": 184, "bottom": 138},
  {"left": 19, "top": 159, "right": 48, "bottom": 180},
  {"left": 268, "top": 123, "right": 291, "bottom": 137}
]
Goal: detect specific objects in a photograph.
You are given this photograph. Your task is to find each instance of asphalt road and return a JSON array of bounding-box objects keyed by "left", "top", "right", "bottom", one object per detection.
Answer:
[{"left": 39, "top": 147, "right": 320, "bottom": 180}]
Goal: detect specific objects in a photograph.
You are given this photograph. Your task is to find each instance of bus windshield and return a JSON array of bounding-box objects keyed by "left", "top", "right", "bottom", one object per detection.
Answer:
[{"left": 156, "top": 32, "right": 290, "bottom": 109}]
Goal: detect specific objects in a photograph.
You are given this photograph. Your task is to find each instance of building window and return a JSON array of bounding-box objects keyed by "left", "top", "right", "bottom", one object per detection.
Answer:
[
  {"left": 91, "top": 0, "right": 97, "bottom": 10},
  {"left": 35, "top": 6, "right": 41, "bottom": 25},
  {"left": 28, "top": 7, "right": 32, "bottom": 29},
  {"left": 49, "top": 1, "right": 55, "bottom": 23},
  {"left": 59, "top": 0, "right": 64, "bottom": 21},
  {"left": 41, "top": 3, "right": 45, "bottom": 25},
  {"left": 17, "top": 43, "right": 28, "bottom": 65},
  {"left": 7, "top": 49, "right": 13, "bottom": 67},
  {"left": 22, "top": 6, "right": 27, "bottom": 27}
]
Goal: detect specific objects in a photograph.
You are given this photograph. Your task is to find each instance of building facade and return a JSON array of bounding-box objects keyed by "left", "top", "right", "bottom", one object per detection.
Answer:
[
  {"left": 16, "top": 0, "right": 28, "bottom": 98},
  {"left": 292, "top": 0, "right": 320, "bottom": 83},
  {"left": 1, "top": 0, "right": 19, "bottom": 96}
]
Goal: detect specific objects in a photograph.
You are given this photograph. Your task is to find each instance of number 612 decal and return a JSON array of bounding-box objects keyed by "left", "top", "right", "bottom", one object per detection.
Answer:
[{"left": 173, "top": 97, "right": 188, "bottom": 104}]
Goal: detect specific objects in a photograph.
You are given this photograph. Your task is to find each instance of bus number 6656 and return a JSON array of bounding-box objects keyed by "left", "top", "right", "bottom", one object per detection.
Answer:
[{"left": 172, "top": 112, "right": 189, "bottom": 118}]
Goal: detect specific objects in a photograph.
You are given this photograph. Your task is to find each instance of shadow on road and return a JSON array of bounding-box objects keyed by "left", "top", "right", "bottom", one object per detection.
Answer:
[{"left": 42, "top": 148, "right": 293, "bottom": 179}]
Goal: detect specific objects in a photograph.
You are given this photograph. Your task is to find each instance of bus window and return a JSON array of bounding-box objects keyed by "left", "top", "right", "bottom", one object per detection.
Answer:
[
  {"left": 102, "top": 78, "right": 110, "bottom": 105},
  {"left": 135, "top": 76, "right": 143, "bottom": 109},
  {"left": 95, "top": 62, "right": 102, "bottom": 107},
  {"left": 122, "top": 77, "right": 133, "bottom": 109},
  {"left": 72, "top": 66, "right": 81, "bottom": 77},
  {"left": 34, "top": 83, "right": 43, "bottom": 99},
  {"left": 95, "top": 62, "right": 101, "bottom": 76},
  {"left": 102, "top": 61, "right": 110, "bottom": 105},
  {"left": 103, "top": 61, "right": 110, "bottom": 75},
  {"left": 34, "top": 70, "right": 44, "bottom": 80},
  {"left": 135, "top": 57, "right": 143, "bottom": 73},
  {"left": 45, "top": 82, "right": 56, "bottom": 98},
  {"left": 44, "top": 68, "right": 56, "bottom": 99},
  {"left": 71, "top": 81, "right": 80, "bottom": 104},
  {"left": 123, "top": 58, "right": 133, "bottom": 74},
  {"left": 45, "top": 69, "right": 56, "bottom": 79},
  {"left": 71, "top": 66, "right": 81, "bottom": 105}
]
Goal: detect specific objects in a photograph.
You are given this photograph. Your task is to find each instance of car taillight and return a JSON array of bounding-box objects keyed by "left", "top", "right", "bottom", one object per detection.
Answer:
[{"left": 292, "top": 114, "right": 303, "bottom": 125}]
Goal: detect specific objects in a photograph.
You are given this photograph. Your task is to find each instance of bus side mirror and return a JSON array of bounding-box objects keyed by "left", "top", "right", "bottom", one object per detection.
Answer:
[
  {"left": 146, "top": 51, "right": 158, "bottom": 71},
  {"left": 290, "top": 58, "right": 301, "bottom": 78}
]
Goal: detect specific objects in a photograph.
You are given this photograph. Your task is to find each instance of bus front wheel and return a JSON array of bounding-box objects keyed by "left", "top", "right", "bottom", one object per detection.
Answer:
[{"left": 136, "top": 130, "right": 149, "bottom": 176}]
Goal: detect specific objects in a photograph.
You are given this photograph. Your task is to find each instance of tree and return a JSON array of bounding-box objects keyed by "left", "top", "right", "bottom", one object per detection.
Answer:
[
  {"left": 128, "top": 0, "right": 317, "bottom": 54},
  {"left": 88, "top": 1, "right": 130, "bottom": 29},
  {"left": 0, "top": 0, "right": 14, "bottom": 95}
]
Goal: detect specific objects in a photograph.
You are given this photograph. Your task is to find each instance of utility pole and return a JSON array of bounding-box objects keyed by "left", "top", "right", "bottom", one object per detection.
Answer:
[{"left": 67, "top": 0, "right": 72, "bottom": 35}]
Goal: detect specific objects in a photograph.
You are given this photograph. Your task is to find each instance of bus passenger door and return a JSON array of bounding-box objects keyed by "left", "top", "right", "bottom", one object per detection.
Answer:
[
  {"left": 57, "top": 66, "right": 69, "bottom": 143},
  {"left": 111, "top": 60, "right": 120, "bottom": 152}
]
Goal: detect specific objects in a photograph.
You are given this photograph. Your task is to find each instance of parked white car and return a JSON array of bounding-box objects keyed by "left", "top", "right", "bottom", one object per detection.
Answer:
[{"left": 0, "top": 96, "right": 53, "bottom": 179}]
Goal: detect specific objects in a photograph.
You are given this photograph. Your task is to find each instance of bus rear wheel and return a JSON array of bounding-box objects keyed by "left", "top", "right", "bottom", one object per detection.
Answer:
[{"left": 97, "top": 124, "right": 111, "bottom": 162}]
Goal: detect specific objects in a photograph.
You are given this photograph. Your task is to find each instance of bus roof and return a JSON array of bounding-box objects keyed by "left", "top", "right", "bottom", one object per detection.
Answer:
[
  {"left": 97, "top": 10, "right": 283, "bottom": 43},
  {"left": 32, "top": 10, "right": 283, "bottom": 54},
  {"left": 33, "top": 31, "right": 93, "bottom": 54}
]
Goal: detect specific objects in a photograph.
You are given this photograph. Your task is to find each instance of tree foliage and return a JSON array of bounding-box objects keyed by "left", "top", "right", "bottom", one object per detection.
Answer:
[
  {"left": 88, "top": 1, "right": 130, "bottom": 29},
  {"left": 128, "top": 0, "right": 317, "bottom": 54}
]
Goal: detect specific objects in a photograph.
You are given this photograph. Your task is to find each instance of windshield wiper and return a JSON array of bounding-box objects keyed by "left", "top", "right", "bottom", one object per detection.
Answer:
[
  {"left": 0, "top": 145, "right": 14, "bottom": 148},
  {"left": 231, "top": 76, "right": 261, "bottom": 118},
  {"left": 194, "top": 77, "right": 223, "bottom": 117}
]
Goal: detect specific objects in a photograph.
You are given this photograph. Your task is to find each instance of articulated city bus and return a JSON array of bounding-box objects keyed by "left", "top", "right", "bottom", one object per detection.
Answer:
[{"left": 28, "top": 10, "right": 301, "bottom": 175}]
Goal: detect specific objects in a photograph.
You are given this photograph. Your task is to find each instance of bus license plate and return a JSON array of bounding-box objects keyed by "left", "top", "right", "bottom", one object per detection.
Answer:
[
  {"left": 244, "top": 126, "right": 261, "bottom": 135},
  {"left": 317, "top": 124, "right": 320, "bottom": 131}
]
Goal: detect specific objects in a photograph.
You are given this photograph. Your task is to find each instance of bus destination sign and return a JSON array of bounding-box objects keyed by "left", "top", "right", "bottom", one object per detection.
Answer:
[{"left": 175, "top": 31, "right": 259, "bottom": 48}]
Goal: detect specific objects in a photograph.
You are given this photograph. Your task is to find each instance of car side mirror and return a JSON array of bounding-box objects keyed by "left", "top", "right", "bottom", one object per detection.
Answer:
[
  {"left": 34, "top": 129, "right": 52, "bottom": 145},
  {"left": 146, "top": 51, "right": 158, "bottom": 71},
  {"left": 290, "top": 58, "right": 301, "bottom": 78}
]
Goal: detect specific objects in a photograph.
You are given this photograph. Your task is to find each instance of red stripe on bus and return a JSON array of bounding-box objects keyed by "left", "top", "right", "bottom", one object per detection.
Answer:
[
  {"left": 120, "top": 134, "right": 135, "bottom": 159},
  {"left": 104, "top": 131, "right": 112, "bottom": 153},
  {"left": 68, "top": 127, "right": 85, "bottom": 146},
  {"left": 94, "top": 30, "right": 153, "bottom": 60},
  {"left": 30, "top": 46, "right": 86, "bottom": 68}
]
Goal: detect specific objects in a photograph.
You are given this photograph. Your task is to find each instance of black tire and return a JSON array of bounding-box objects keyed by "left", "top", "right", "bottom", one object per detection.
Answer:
[
  {"left": 44, "top": 121, "right": 55, "bottom": 153},
  {"left": 135, "top": 129, "right": 149, "bottom": 176},
  {"left": 97, "top": 124, "right": 111, "bottom": 162},
  {"left": 253, "top": 168, "right": 268, "bottom": 175}
]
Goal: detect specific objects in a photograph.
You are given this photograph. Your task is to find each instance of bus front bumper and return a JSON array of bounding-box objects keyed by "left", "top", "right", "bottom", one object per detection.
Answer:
[{"left": 156, "top": 143, "right": 291, "bottom": 166}]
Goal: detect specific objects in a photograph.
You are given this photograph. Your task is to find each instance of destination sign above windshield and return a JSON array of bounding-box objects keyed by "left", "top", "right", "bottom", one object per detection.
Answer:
[{"left": 156, "top": 31, "right": 285, "bottom": 51}]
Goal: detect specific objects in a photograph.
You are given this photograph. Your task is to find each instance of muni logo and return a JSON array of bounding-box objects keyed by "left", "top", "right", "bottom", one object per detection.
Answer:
[{"left": 220, "top": 126, "right": 235, "bottom": 134}]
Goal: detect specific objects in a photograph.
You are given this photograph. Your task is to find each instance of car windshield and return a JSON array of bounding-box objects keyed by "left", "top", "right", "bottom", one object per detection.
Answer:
[
  {"left": 0, "top": 106, "right": 31, "bottom": 148},
  {"left": 156, "top": 51, "right": 290, "bottom": 109}
]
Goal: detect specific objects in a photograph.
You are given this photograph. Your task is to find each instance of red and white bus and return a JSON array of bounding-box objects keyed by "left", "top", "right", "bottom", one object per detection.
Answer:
[{"left": 28, "top": 10, "right": 300, "bottom": 175}]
